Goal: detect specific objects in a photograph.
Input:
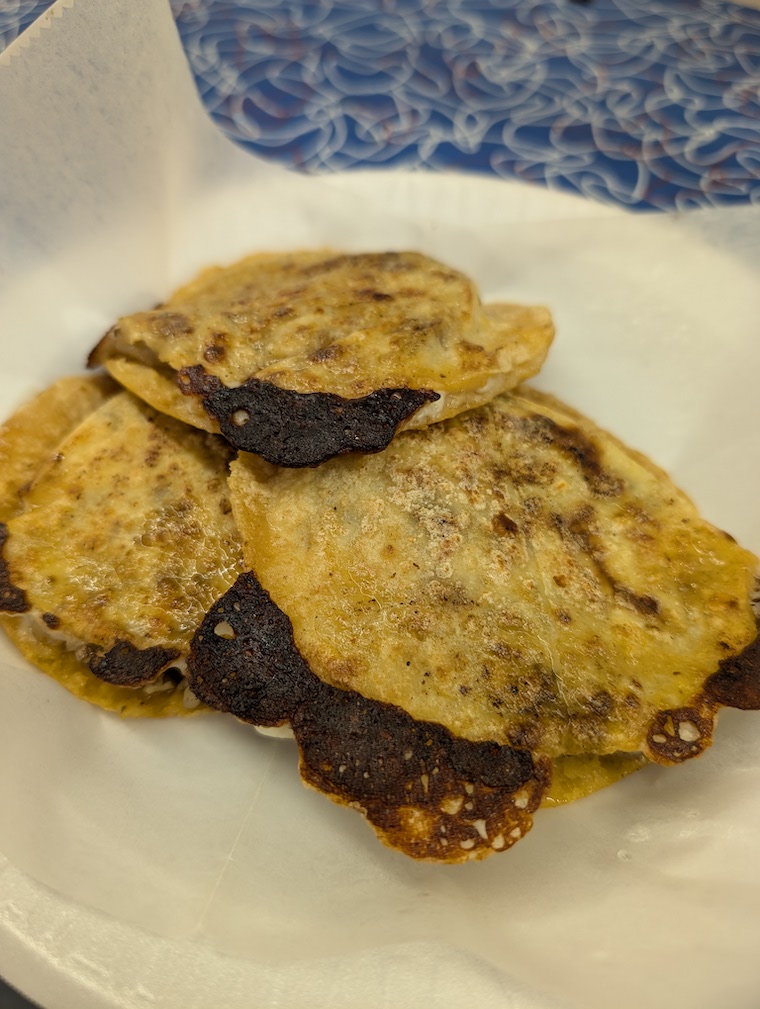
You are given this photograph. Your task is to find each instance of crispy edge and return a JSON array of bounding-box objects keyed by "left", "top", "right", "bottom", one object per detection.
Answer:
[
  {"left": 705, "top": 632, "right": 760, "bottom": 710},
  {"left": 187, "top": 572, "right": 550, "bottom": 862},
  {"left": 638, "top": 623, "right": 760, "bottom": 765},
  {"left": 507, "top": 387, "right": 760, "bottom": 763},
  {"left": 0, "top": 519, "right": 201, "bottom": 716},
  {"left": 514, "top": 386, "right": 689, "bottom": 486},
  {"left": 0, "top": 614, "right": 205, "bottom": 718},
  {"left": 177, "top": 366, "right": 440, "bottom": 467},
  {"left": 85, "top": 639, "right": 182, "bottom": 687},
  {"left": 99, "top": 356, "right": 218, "bottom": 434},
  {"left": 104, "top": 356, "right": 441, "bottom": 465}
]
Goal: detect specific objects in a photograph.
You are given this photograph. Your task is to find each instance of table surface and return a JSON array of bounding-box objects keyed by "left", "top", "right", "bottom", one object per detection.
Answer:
[
  {"left": 0, "top": 1, "right": 759, "bottom": 1006},
  {"left": 1, "top": 0, "right": 759, "bottom": 212}
]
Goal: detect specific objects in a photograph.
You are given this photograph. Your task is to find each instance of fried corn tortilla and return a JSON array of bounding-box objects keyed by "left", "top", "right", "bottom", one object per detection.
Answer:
[
  {"left": 543, "top": 752, "right": 646, "bottom": 807},
  {"left": 89, "top": 250, "right": 554, "bottom": 466},
  {"left": 0, "top": 374, "right": 117, "bottom": 524},
  {"left": 0, "top": 388, "right": 245, "bottom": 716},
  {"left": 0, "top": 375, "right": 177, "bottom": 715},
  {"left": 224, "top": 388, "right": 759, "bottom": 769},
  {"left": 187, "top": 386, "right": 756, "bottom": 861}
]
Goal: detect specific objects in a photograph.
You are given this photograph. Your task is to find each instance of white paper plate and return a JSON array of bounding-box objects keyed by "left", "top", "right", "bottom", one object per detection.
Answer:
[{"left": 2, "top": 3, "right": 760, "bottom": 1008}]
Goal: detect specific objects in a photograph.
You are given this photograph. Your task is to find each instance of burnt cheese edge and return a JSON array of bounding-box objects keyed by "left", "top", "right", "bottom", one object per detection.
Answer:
[
  {"left": 186, "top": 572, "right": 550, "bottom": 862},
  {"left": 85, "top": 639, "right": 182, "bottom": 687},
  {"left": 643, "top": 622, "right": 760, "bottom": 765},
  {"left": 0, "top": 522, "right": 30, "bottom": 613},
  {"left": 177, "top": 366, "right": 439, "bottom": 468}
]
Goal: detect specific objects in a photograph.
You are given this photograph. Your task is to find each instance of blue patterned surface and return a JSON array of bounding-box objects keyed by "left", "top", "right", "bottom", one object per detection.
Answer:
[
  {"left": 1, "top": 0, "right": 760, "bottom": 210},
  {"left": 0, "top": 0, "right": 54, "bottom": 50}
]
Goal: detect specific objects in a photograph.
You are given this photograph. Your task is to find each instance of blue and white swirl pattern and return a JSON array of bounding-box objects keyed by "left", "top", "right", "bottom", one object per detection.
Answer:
[
  {"left": 2, "top": 0, "right": 760, "bottom": 210},
  {"left": 168, "top": 0, "right": 760, "bottom": 210},
  {"left": 0, "top": 0, "right": 54, "bottom": 51}
]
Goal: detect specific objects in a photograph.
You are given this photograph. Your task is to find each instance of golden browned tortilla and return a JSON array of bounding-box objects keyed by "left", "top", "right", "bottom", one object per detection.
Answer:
[
  {"left": 226, "top": 387, "right": 758, "bottom": 762},
  {"left": 0, "top": 375, "right": 184, "bottom": 715},
  {"left": 0, "top": 374, "right": 117, "bottom": 524},
  {"left": 0, "top": 387, "right": 245, "bottom": 716},
  {"left": 543, "top": 752, "right": 646, "bottom": 807},
  {"left": 89, "top": 250, "right": 554, "bottom": 467},
  {"left": 181, "top": 386, "right": 760, "bottom": 860}
]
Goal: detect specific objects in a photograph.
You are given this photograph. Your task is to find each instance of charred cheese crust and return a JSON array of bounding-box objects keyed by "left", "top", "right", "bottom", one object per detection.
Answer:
[
  {"left": 0, "top": 614, "right": 203, "bottom": 718},
  {"left": 188, "top": 571, "right": 551, "bottom": 863},
  {"left": 247, "top": 719, "right": 648, "bottom": 808}
]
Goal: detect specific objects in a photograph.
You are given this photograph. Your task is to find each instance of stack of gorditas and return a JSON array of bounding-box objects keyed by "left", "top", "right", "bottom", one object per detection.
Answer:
[{"left": 2, "top": 251, "right": 757, "bottom": 862}]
